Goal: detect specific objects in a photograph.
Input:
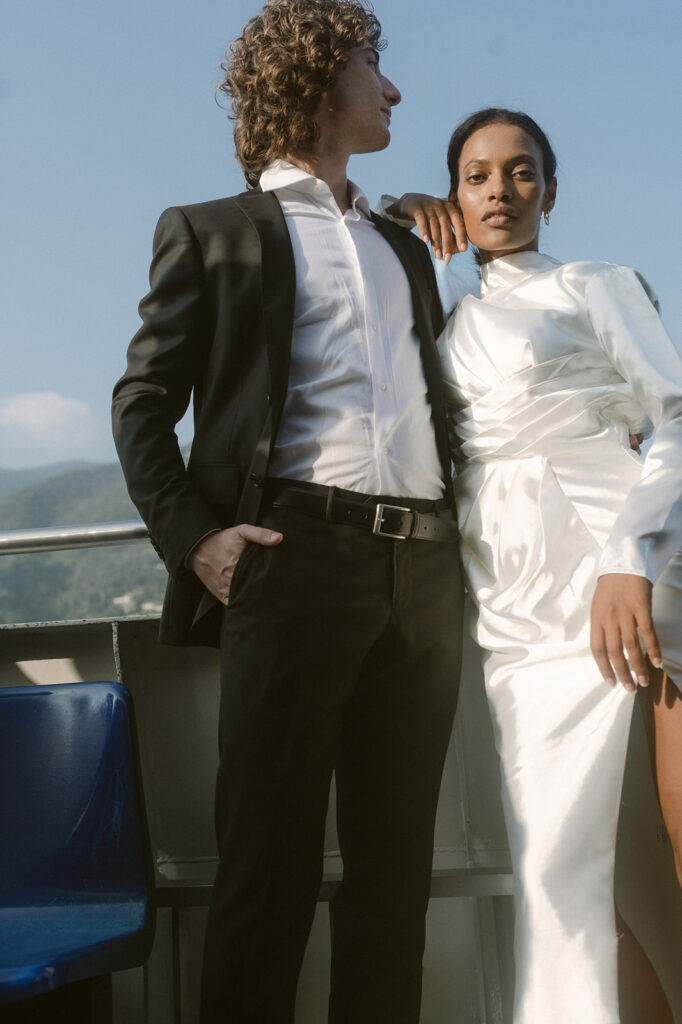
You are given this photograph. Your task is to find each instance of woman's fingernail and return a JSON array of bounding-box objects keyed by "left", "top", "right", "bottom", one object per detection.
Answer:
[
  {"left": 637, "top": 675, "right": 649, "bottom": 687},
  {"left": 651, "top": 657, "right": 663, "bottom": 668},
  {"left": 603, "top": 677, "right": 616, "bottom": 687},
  {"left": 459, "top": 241, "right": 467, "bottom": 251}
]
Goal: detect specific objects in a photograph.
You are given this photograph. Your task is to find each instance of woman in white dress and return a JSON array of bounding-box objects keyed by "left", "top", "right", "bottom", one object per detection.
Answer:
[{"left": 389, "top": 108, "right": 682, "bottom": 1023}]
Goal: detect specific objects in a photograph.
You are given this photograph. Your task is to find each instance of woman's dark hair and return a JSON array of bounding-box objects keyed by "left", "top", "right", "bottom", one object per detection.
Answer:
[{"left": 447, "top": 108, "right": 557, "bottom": 196}]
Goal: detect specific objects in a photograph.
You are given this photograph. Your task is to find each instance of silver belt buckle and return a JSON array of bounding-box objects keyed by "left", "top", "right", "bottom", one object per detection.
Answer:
[{"left": 372, "top": 503, "right": 412, "bottom": 540}]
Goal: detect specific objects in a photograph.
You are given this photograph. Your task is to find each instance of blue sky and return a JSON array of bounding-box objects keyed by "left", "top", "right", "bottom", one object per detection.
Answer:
[{"left": 1, "top": 0, "right": 680, "bottom": 468}]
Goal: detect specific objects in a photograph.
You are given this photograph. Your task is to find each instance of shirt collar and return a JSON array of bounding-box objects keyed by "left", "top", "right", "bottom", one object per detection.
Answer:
[{"left": 260, "top": 159, "right": 371, "bottom": 218}]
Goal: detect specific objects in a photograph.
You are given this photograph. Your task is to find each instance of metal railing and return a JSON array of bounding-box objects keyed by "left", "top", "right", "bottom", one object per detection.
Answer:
[{"left": 0, "top": 521, "right": 149, "bottom": 556}]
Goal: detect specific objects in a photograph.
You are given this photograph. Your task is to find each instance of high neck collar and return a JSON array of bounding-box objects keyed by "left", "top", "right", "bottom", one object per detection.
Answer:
[{"left": 480, "top": 250, "right": 561, "bottom": 297}]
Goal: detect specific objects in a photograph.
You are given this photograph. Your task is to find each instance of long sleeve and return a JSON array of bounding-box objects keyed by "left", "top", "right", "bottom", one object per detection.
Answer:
[
  {"left": 112, "top": 207, "right": 222, "bottom": 576},
  {"left": 587, "top": 264, "right": 682, "bottom": 583}
]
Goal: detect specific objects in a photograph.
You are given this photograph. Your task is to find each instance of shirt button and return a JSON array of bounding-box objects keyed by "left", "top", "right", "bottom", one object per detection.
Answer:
[
  {"left": 382, "top": 447, "right": 388, "bottom": 456},
  {"left": 379, "top": 383, "right": 387, "bottom": 391},
  {"left": 370, "top": 323, "right": 377, "bottom": 331}
]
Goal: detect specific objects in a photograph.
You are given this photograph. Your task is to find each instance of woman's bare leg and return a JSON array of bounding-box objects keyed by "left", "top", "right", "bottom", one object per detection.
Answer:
[
  {"left": 616, "top": 907, "right": 674, "bottom": 1024},
  {"left": 646, "top": 671, "right": 682, "bottom": 885},
  {"left": 616, "top": 669, "right": 682, "bottom": 1022}
]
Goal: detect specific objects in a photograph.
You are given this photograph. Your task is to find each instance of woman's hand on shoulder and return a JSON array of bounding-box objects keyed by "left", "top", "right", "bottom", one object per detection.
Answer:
[
  {"left": 590, "top": 572, "right": 662, "bottom": 692},
  {"left": 386, "top": 193, "right": 468, "bottom": 263}
]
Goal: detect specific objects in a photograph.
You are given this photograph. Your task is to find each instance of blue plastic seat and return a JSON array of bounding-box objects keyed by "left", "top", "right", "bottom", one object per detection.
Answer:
[{"left": 0, "top": 681, "right": 155, "bottom": 1009}]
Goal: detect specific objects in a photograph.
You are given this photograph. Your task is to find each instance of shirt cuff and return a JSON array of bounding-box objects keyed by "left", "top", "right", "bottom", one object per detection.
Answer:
[
  {"left": 184, "top": 528, "right": 221, "bottom": 568},
  {"left": 373, "top": 194, "right": 416, "bottom": 229}
]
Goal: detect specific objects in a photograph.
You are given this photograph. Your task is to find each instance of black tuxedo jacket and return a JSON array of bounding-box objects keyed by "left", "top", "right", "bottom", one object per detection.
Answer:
[{"left": 112, "top": 189, "right": 454, "bottom": 646}]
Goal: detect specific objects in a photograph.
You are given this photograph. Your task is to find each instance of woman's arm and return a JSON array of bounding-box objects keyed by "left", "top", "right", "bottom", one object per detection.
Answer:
[
  {"left": 382, "top": 193, "right": 468, "bottom": 262},
  {"left": 586, "top": 265, "right": 682, "bottom": 689}
]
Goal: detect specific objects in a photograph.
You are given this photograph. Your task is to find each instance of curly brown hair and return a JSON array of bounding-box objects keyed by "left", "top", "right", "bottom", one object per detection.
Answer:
[{"left": 220, "top": 0, "right": 385, "bottom": 187}]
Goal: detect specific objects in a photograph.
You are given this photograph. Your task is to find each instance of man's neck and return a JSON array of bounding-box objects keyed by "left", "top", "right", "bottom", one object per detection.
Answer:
[{"left": 285, "top": 151, "right": 352, "bottom": 214}]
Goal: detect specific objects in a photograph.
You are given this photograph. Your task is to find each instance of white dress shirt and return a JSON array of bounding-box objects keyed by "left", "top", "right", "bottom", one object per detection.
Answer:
[{"left": 260, "top": 160, "right": 443, "bottom": 499}]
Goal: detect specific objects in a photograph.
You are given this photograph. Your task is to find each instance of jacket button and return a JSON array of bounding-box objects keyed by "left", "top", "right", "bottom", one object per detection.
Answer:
[{"left": 250, "top": 473, "right": 264, "bottom": 488}]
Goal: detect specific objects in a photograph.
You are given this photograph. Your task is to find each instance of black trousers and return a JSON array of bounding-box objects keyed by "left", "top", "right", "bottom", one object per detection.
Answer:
[{"left": 200, "top": 496, "right": 463, "bottom": 1024}]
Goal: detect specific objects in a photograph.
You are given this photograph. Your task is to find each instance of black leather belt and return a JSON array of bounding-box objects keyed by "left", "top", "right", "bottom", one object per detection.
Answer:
[{"left": 265, "top": 480, "right": 459, "bottom": 543}]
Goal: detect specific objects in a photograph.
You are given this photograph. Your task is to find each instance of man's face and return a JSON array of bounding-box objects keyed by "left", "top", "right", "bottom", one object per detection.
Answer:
[{"left": 314, "top": 45, "right": 401, "bottom": 156}]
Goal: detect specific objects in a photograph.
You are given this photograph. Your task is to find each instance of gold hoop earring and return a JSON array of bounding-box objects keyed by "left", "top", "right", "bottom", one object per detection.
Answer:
[{"left": 543, "top": 211, "right": 551, "bottom": 226}]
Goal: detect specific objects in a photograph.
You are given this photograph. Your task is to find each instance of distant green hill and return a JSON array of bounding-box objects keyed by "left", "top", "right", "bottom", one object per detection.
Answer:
[
  {"left": 0, "top": 461, "right": 94, "bottom": 502},
  {"left": 0, "top": 461, "right": 167, "bottom": 625}
]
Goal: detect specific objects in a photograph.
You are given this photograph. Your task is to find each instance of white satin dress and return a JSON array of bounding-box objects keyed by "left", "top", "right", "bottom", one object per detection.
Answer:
[{"left": 438, "top": 251, "right": 682, "bottom": 1023}]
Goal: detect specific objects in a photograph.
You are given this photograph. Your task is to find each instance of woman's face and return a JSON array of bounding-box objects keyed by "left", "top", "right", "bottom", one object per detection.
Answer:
[{"left": 455, "top": 122, "right": 556, "bottom": 262}]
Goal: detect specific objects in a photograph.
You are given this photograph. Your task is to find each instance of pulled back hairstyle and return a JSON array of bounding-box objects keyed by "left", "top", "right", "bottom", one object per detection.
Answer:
[
  {"left": 447, "top": 108, "right": 557, "bottom": 197},
  {"left": 220, "top": 0, "right": 385, "bottom": 187}
]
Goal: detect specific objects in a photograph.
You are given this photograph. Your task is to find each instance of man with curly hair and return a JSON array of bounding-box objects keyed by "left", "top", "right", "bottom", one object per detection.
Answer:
[{"left": 113, "top": 2, "right": 466, "bottom": 1020}]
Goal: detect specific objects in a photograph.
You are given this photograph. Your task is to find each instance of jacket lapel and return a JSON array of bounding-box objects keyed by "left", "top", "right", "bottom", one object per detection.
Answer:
[
  {"left": 371, "top": 215, "right": 454, "bottom": 505},
  {"left": 234, "top": 190, "right": 296, "bottom": 420},
  {"left": 228, "top": 191, "right": 296, "bottom": 527}
]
